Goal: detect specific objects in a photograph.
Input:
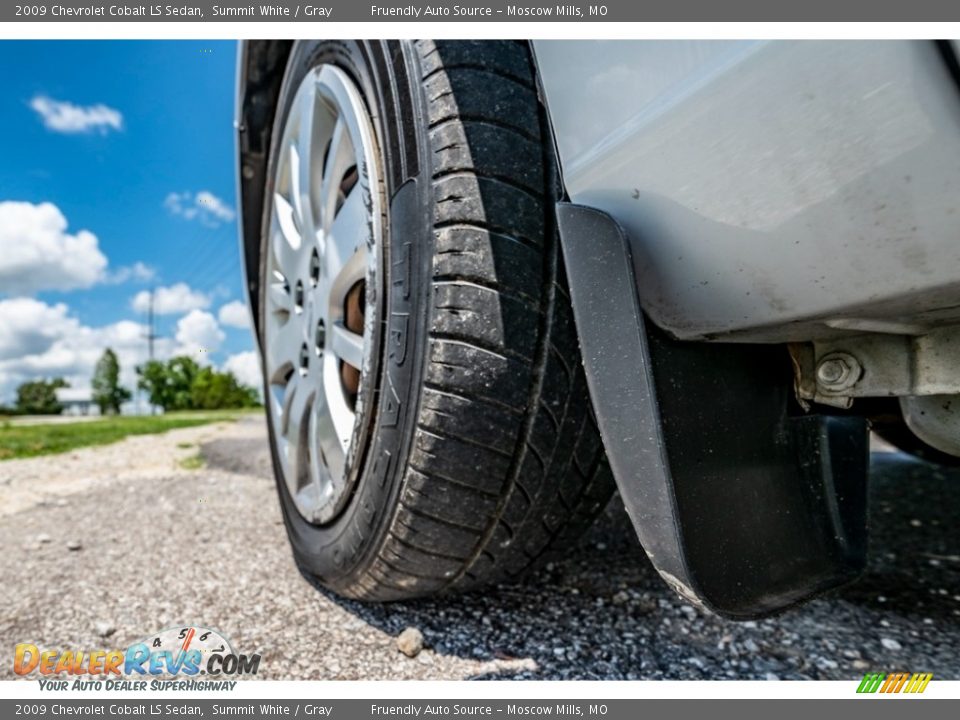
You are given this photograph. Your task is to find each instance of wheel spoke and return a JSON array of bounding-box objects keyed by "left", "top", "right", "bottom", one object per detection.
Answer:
[
  {"left": 267, "top": 278, "right": 293, "bottom": 315},
  {"left": 274, "top": 192, "right": 300, "bottom": 247},
  {"left": 279, "top": 371, "right": 300, "bottom": 436},
  {"left": 314, "top": 389, "right": 345, "bottom": 486},
  {"left": 330, "top": 321, "right": 364, "bottom": 370},
  {"left": 320, "top": 117, "right": 354, "bottom": 229},
  {"left": 288, "top": 143, "right": 304, "bottom": 230},
  {"left": 267, "top": 317, "right": 302, "bottom": 379},
  {"left": 306, "top": 407, "right": 328, "bottom": 509},
  {"left": 291, "top": 89, "right": 318, "bottom": 239},
  {"left": 271, "top": 237, "right": 299, "bottom": 284},
  {"left": 284, "top": 377, "right": 311, "bottom": 441},
  {"left": 282, "top": 375, "right": 313, "bottom": 484},
  {"left": 327, "top": 184, "right": 367, "bottom": 275},
  {"left": 272, "top": 194, "right": 302, "bottom": 281}
]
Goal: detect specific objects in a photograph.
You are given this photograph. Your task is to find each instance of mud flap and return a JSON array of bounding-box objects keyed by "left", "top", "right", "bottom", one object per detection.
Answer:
[{"left": 556, "top": 202, "right": 868, "bottom": 618}]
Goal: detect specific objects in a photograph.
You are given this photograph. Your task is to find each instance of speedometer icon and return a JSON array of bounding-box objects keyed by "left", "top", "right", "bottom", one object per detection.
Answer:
[{"left": 140, "top": 626, "right": 234, "bottom": 673}]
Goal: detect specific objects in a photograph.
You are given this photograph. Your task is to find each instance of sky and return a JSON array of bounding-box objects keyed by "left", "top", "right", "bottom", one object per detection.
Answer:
[{"left": 0, "top": 40, "right": 261, "bottom": 406}]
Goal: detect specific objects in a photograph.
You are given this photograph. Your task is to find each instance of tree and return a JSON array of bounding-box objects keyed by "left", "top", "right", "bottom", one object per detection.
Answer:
[
  {"left": 91, "top": 348, "right": 131, "bottom": 415},
  {"left": 136, "top": 360, "right": 170, "bottom": 410},
  {"left": 137, "top": 356, "right": 259, "bottom": 411},
  {"left": 137, "top": 356, "right": 200, "bottom": 411},
  {"left": 190, "top": 367, "right": 260, "bottom": 410},
  {"left": 15, "top": 378, "right": 68, "bottom": 415}
]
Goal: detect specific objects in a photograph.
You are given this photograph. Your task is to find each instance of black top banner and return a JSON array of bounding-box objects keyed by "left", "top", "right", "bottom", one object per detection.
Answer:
[{"left": 3, "top": 0, "right": 960, "bottom": 22}]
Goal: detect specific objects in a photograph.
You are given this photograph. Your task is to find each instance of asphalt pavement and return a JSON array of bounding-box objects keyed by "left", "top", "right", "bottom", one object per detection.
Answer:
[{"left": 1, "top": 414, "right": 958, "bottom": 680}]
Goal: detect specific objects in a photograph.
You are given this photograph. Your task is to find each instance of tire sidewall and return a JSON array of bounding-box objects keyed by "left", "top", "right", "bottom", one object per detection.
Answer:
[{"left": 259, "top": 40, "right": 432, "bottom": 593}]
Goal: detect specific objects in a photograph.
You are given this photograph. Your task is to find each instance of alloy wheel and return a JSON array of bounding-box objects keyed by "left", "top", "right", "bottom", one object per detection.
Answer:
[{"left": 264, "top": 65, "right": 382, "bottom": 524}]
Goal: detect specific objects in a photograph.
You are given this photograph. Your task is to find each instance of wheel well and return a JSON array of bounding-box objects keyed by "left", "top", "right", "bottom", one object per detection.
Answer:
[{"left": 237, "top": 40, "right": 294, "bottom": 343}]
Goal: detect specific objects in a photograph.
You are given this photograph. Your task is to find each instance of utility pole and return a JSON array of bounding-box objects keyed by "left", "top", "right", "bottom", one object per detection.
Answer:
[
  {"left": 142, "top": 288, "right": 160, "bottom": 415},
  {"left": 147, "top": 288, "right": 158, "bottom": 361}
]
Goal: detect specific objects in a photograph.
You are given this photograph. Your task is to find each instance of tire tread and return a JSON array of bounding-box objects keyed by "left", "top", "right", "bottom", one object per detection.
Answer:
[{"left": 349, "top": 40, "right": 614, "bottom": 600}]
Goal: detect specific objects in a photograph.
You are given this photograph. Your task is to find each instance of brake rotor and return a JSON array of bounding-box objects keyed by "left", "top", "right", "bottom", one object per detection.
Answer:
[{"left": 341, "top": 280, "right": 364, "bottom": 404}]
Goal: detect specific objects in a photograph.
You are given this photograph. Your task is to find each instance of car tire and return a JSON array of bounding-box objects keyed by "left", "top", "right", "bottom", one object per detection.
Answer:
[{"left": 259, "top": 39, "right": 614, "bottom": 600}]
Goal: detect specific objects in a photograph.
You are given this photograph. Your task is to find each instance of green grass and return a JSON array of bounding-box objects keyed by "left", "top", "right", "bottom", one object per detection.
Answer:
[{"left": 0, "top": 409, "right": 258, "bottom": 461}]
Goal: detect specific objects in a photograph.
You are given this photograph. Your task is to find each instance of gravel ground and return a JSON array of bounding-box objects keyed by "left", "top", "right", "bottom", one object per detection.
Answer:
[{"left": 1, "top": 414, "right": 958, "bottom": 680}]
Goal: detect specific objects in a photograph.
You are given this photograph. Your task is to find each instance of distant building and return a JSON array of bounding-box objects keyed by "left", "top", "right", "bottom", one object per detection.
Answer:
[{"left": 55, "top": 388, "right": 100, "bottom": 416}]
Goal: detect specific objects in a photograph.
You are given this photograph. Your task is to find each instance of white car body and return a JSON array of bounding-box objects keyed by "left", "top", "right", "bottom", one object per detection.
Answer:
[{"left": 534, "top": 40, "right": 960, "bottom": 343}]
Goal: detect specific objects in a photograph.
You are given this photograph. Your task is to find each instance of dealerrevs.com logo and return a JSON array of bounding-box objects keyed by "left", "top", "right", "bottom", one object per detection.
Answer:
[{"left": 15, "top": 626, "right": 261, "bottom": 691}]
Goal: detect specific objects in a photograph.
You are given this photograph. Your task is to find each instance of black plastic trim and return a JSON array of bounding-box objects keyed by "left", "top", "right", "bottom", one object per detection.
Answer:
[{"left": 556, "top": 202, "right": 869, "bottom": 618}]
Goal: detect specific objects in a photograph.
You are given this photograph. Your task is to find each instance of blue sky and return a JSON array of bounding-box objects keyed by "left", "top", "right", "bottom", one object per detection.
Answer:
[{"left": 0, "top": 41, "right": 260, "bottom": 403}]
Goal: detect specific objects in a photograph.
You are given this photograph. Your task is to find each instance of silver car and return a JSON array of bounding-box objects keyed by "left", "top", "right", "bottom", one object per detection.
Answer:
[{"left": 235, "top": 40, "right": 960, "bottom": 617}]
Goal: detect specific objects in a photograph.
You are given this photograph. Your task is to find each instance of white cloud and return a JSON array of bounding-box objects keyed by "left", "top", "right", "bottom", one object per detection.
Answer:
[
  {"left": 195, "top": 191, "right": 235, "bottom": 222},
  {"left": 217, "top": 300, "right": 250, "bottom": 329},
  {"left": 0, "top": 300, "right": 260, "bottom": 406},
  {"left": 131, "top": 283, "right": 210, "bottom": 315},
  {"left": 164, "top": 190, "right": 235, "bottom": 227},
  {"left": 0, "top": 298, "right": 170, "bottom": 404},
  {"left": 0, "top": 299, "right": 75, "bottom": 362},
  {"left": 30, "top": 95, "right": 123, "bottom": 135},
  {"left": 105, "top": 262, "right": 155, "bottom": 285},
  {"left": 0, "top": 201, "right": 108, "bottom": 294},
  {"left": 223, "top": 351, "right": 262, "bottom": 390},
  {"left": 174, "top": 310, "right": 225, "bottom": 356}
]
